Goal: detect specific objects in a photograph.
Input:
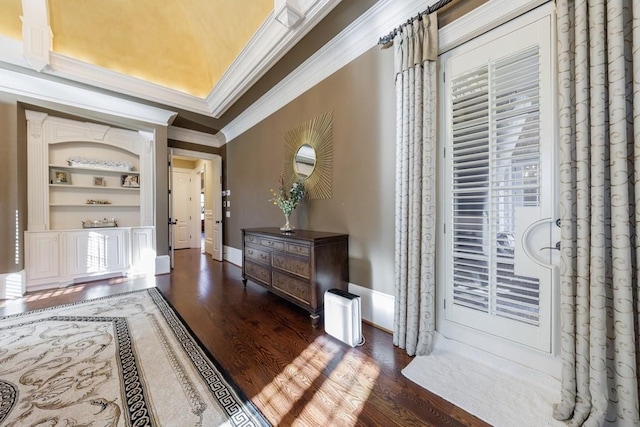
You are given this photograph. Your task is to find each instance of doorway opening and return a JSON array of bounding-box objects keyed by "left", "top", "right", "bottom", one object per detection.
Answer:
[{"left": 169, "top": 149, "right": 223, "bottom": 268}]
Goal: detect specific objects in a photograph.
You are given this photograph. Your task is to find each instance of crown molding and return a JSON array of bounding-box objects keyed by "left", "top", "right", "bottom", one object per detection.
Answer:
[
  {"left": 49, "top": 53, "right": 212, "bottom": 114},
  {"left": 0, "top": 66, "right": 177, "bottom": 125},
  {"left": 206, "top": 0, "right": 341, "bottom": 118},
  {"left": 221, "top": 0, "right": 429, "bottom": 142},
  {"left": 168, "top": 126, "right": 225, "bottom": 148},
  {"left": 220, "top": 0, "right": 549, "bottom": 143},
  {"left": 2, "top": 0, "right": 342, "bottom": 119}
]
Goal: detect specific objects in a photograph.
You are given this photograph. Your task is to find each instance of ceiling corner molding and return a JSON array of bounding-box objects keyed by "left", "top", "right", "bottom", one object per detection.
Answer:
[
  {"left": 205, "top": 0, "right": 342, "bottom": 118},
  {"left": 221, "top": 0, "right": 428, "bottom": 142},
  {"left": 0, "top": 67, "right": 177, "bottom": 125},
  {"left": 168, "top": 126, "right": 225, "bottom": 148},
  {"left": 48, "top": 53, "right": 212, "bottom": 115},
  {"left": 20, "top": 0, "right": 52, "bottom": 72},
  {"left": 275, "top": 0, "right": 304, "bottom": 28}
]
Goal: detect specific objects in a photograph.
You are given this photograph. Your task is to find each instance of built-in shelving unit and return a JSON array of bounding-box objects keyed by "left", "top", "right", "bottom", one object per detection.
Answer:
[{"left": 25, "top": 111, "right": 157, "bottom": 291}]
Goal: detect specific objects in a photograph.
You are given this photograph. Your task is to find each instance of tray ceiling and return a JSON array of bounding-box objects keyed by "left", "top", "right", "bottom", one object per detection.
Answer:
[{"left": 0, "top": 0, "right": 341, "bottom": 118}]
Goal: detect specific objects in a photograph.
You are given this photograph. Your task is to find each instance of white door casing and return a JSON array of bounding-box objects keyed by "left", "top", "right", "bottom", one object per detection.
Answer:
[{"left": 211, "top": 155, "right": 223, "bottom": 261}]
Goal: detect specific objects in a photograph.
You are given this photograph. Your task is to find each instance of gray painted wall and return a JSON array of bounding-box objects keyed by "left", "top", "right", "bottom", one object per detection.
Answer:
[{"left": 226, "top": 46, "right": 397, "bottom": 295}]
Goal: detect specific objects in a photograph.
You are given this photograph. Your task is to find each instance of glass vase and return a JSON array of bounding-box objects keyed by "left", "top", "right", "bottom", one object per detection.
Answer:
[{"left": 280, "top": 213, "right": 294, "bottom": 232}]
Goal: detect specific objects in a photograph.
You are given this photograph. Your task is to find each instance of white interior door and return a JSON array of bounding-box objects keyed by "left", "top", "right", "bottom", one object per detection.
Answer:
[
  {"left": 172, "top": 169, "right": 192, "bottom": 250},
  {"left": 441, "top": 13, "right": 557, "bottom": 352}
]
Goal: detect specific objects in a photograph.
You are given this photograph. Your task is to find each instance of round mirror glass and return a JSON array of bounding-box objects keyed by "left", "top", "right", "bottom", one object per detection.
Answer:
[{"left": 293, "top": 144, "right": 317, "bottom": 179}]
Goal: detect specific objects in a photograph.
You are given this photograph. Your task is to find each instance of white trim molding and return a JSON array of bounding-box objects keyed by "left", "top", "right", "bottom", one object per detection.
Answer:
[
  {"left": 168, "top": 126, "right": 225, "bottom": 148},
  {"left": 221, "top": 0, "right": 429, "bottom": 142},
  {"left": 21, "top": 0, "right": 52, "bottom": 72},
  {"left": 0, "top": 270, "right": 26, "bottom": 299},
  {"left": 220, "top": 0, "right": 548, "bottom": 142},
  {"left": 155, "top": 255, "right": 171, "bottom": 275},
  {"left": 0, "top": 1, "right": 342, "bottom": 119},
  {"left": 0, "top": 67, "right": 177, "bottom": 125},
  {"left": 348, "top": 282, "right": 394, "bottom": 332},
  {"left": 206, "top": 0, "right": 341, "bottom": 117},
  {"left": 224, "top": 245, "right": 243, "bottom": 267}
]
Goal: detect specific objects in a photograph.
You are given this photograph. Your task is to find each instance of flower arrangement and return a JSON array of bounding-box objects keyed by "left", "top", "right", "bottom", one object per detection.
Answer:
[{"left": 270, "top": 176, "right": 306, "bottom": 217}]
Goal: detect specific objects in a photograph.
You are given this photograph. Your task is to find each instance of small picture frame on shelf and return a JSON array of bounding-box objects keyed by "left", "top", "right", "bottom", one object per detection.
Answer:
[
  {"left": 51, "top": 168, "right": 70, "bottom": 185},
  {"left": 93, "top": 176, "right": 106, "bottom": 186},
  {"left": 121, "top": 174, "right": 140, "bottom": 188}
]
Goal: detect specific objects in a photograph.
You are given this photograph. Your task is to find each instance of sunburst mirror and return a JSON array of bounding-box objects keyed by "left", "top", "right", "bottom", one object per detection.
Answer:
[{"left": 283, "top": 111, "right": 333, "bottom": 199}]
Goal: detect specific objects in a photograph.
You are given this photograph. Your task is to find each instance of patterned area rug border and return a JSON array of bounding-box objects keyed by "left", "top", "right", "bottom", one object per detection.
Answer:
[{"left": 0, "top": 287, "right": 271, "bottom": 427}]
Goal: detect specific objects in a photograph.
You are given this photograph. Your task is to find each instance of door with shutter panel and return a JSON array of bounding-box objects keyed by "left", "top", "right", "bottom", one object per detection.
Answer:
[{"left": 441, "top": 15, "right": 556, "bottom": 352}]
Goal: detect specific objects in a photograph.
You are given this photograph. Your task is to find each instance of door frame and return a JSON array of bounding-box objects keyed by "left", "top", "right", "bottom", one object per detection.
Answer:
[
  {"left": 170, "top": 148, "right": 223, "bottom": 261},
  {"left": 435, "top": 3, "right": 561, "bottom": 378}
]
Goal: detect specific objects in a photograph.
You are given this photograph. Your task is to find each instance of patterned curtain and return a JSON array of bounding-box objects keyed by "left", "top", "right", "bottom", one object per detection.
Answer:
[
  {"left": 392, "top": 14, "right": 438, "bottom": 356},
  {"left": 554, "top": 0, "right": 640, "bottom": 425}
]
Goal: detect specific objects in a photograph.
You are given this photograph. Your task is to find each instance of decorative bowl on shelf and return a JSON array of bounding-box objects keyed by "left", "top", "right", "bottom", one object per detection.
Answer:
[{"left": 82, "top": 218, "right": 118, "bottom": 228}]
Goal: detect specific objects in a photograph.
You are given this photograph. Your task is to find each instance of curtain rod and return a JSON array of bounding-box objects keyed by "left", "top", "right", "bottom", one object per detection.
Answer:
[{"left": 377, "top": 0, "right": 454, "bottom": 46}]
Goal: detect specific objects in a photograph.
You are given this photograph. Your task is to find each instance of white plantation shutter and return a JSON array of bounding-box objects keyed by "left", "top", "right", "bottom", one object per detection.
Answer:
[{"left": 451, "top": 46, "right": 542, "bottom": 327}]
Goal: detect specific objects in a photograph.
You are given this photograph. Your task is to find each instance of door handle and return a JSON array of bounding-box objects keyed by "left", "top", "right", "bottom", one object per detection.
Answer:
[
  {"left": 169, "top": 218, "right": 177, "bottom": 225},
  {"left": 540, "top": 241, "right": 561, "bottom": 251},
  {"left": 215, "top": 220, "right": 221, "bottom": 224}
]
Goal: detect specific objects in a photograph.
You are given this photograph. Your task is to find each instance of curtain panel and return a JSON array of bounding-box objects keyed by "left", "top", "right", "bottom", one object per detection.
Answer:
[
  {"left": 392, "top": 14, "right": 438, "bottom": 356},
  {"left": 554, "top": 0, "right": 640, "bottom": 425}
]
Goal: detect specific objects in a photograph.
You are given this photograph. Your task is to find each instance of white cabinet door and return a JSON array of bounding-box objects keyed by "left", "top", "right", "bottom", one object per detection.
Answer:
[
  {"left": 130, "top": 227, "right": 154, "bottom": 275},
  {"left": 66, "top": 229, "right": 128, "bottom": 277},
  {"left": 25, "top": 232, "right": 60, "bottom": 283}
]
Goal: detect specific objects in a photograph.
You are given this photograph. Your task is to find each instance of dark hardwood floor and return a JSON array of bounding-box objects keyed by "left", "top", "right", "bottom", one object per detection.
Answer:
[{"left": 0, "top": 249, "right": 488, "bottom": 427}]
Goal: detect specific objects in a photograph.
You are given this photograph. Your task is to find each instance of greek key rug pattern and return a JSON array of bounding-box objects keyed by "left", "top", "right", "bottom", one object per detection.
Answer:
[{"left": 0, "top": 288, "right": 270, "bottom": 427}]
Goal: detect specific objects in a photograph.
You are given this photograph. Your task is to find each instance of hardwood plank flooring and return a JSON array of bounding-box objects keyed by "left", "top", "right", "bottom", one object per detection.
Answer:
[{"left": 1, "top": 249, "right": 489, "bottom": 427}]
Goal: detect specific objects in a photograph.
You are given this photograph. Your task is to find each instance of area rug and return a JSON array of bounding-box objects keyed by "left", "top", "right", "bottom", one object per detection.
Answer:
[
  {"left": 402, "top": 333, "right": 563, "bottom": 427},
  {"left": 0, "top": 288, "right": 270, "bottom": 426}
]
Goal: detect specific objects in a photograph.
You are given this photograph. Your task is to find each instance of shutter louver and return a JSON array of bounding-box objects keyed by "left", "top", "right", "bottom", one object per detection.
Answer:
[{"left": 450, "top": 46, "right": 541, "bottom": 326}]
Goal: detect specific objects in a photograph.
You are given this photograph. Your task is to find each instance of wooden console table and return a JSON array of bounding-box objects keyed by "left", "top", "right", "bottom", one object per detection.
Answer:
[{"left": 242, "top": 228, "right": 349, "bottom": 327}]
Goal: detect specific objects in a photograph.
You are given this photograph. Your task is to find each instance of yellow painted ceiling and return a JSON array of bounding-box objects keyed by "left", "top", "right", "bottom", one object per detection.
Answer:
[
  {"left": 0, "top": 0, "right": 23, "bottom": 40},
  {"left": 0, "top": 0, "right": 273, "bottom": 97}
]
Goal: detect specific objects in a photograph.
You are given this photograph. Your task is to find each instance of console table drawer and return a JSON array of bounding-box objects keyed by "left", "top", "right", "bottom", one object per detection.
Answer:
[
  {"left": 272, "top": 271, "right": 310, "bottom": 304},
  {"left": 245, "top": 246, "right": 270, "bottom": 265},
  {"left": 245, "top": 234, "right": 260, "bottom": 245},
  {"left": 272, "top": 254, "right": 310, "bottom": 279},
  {"left": 286, "top": 242, "right": 310, "bottom": 257},
  {"left": 260, "top": 238, "right": 285, "bottom": 252},
  {"left": 245, "top": 261, "right": 271, "bottom": 285}
]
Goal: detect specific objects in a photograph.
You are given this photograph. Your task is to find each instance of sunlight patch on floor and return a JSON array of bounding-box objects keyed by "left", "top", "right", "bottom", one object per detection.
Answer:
[{"left": 256, "top": 335, "right": 379, "bottom": 426}]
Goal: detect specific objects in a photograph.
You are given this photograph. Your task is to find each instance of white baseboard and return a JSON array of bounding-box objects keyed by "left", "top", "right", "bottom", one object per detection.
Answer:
[
  {"left": 224, "top": 245, "right": 243, "bottom": 267},
  {"left": 348, "top": 282, "right": 394, "bottom": 332},
  {"left": 0, "top": 270, "right": 26, "bottom": 299},
  {"left": 155, "top": 255, "right": 171, "bottom": 275}
]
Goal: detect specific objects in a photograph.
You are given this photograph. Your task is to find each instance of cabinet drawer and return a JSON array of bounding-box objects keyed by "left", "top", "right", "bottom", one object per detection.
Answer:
[
  {"left": 260, "top": 238, "right": 285, "bottom": 251},
  {"left": 245, "top": 246, "right": 270, "bottom": 265},
  {"left": 272, "top": 271, "right": 310, "bottom": 304},
  {"left": 286, "top": 242, "right": 310, "bottom": 257},
  {"left": 272, "top": 254, "right": 310, "bottom": 279},
  {"left": 245, "top": 261, "right": 271, "bottom": 285},
  {"left": 245, "top": 234, "right": 260, "bottom": 245}
]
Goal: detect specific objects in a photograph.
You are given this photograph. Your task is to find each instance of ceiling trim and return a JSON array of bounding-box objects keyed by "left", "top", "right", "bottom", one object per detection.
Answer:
[
  {"left": 50, "top": 53, "right": 212, "bottom": 114},
  {"left": 0, "top": 66, "right": 177, "bottom": 125},
  {"left": 0, "top": 0, "right": 342, "bottom": 118},
  {"left": 220, "top": 0, "right": 547, "bottom": 143},
  {"left": 220, "top": 0, "right": 431, "bottom": 142},
  {"left": 168, "top": 126, "right": 225, "bottom": 148},
  {"left": 206, "top": 0, "right": 342, "bottom": 118}
]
